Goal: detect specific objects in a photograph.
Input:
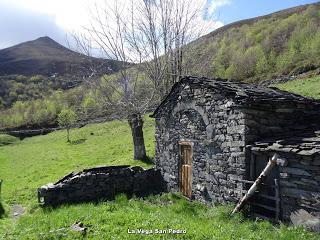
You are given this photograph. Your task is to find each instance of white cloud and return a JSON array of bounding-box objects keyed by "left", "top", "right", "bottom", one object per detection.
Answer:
[
  {"left": 206, "top": 0, "right": 231, "bottom": 18},
  {"left": 6, "top": 0, "right": 89, "bottom": 31},
  {"left": 3, "top": 0, "right": 227, "bottom": 34},
  {"left": 0, "top": 0, "right": 229, "bottom": 52}
]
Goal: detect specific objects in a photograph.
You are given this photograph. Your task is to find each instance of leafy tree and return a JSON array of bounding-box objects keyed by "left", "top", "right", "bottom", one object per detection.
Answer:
[
  {"left": 82, "top": 96, "right": 96, "bottom": 117},
  {"left": 58, "top": 108, "right": 77, "bottom": 142}
]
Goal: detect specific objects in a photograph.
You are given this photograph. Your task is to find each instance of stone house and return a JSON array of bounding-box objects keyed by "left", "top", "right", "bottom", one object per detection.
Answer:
[{"left": 151, "top": 76, "right": 320, "bottom": 221}]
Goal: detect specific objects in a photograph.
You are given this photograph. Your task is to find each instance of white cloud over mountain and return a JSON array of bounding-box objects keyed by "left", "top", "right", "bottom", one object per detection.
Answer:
[{"left": 0, "top": 0, "right": 230, "bottom": 49}]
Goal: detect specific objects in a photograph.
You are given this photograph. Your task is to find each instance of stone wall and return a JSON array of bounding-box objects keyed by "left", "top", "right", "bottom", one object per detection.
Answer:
[
  {"left": 152, "top": 76, "right": 320, "bottom": 221},
  {"left": 155, "top": 83, "right": 247, "bottom": 204},
  {"left": 243, "top": 102, "right": 320, "bottom": 143},
  {"left": 250, "top": 151, "right": 320, "bottom": 220},
  {"left": 38, "top": 165, "right": 166, "bottom": 206}
]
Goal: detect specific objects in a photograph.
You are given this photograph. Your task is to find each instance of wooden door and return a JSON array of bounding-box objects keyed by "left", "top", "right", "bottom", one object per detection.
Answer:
[{"left": 180, "top": 144, "right": 192, "bottom": 198}]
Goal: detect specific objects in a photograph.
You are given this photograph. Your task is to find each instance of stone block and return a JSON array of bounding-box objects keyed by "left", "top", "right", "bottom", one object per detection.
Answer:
[{"left": 277, "top": 157, "right": 288, "bottom": 167}]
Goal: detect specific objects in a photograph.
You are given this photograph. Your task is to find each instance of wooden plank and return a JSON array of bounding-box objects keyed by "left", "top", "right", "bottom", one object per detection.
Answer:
[
  {"left": 184, "top": 166, "right": 186, "bottom": 196},
  {"left": 181, "top": 165, "right": 183, "bottom": 195},
  {"left": 179, "top": 143, "right": 192, "bottom": 198},
  {"left": 187, "top": 165, "right": 191, "bottom": 198},
  {"left": 185, "top": 165, "right": 188, "bottom": 197}
]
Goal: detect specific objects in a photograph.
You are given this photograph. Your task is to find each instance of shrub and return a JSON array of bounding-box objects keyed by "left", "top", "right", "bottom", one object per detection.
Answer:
[{"left": 58, "top": 108, "right": 77, "bottom": 142}]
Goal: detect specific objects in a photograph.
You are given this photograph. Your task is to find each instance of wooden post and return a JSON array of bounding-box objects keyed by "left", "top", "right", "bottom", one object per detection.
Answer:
[
  {"left": 231, "top": 153, "right": 279, "bottom": 216},
  {"left": 274, "top": 178, "right": 280, "bottom": 221}
]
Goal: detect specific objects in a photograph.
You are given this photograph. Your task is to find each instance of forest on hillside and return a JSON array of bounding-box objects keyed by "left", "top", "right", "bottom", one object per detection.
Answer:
[
  {"left": 185, "top": 4, "right": 320, "bottom": 82},
  {"left": 0, "top": 74, "right": 84, "bottom": 108},
  {"left": 0, "top": 3, "right": 319, "bottom": 130}
]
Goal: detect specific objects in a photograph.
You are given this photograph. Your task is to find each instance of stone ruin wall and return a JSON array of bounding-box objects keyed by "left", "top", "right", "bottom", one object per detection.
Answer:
[
  {"left": 155, "top": 83, "right": 247, "bottom": 204},
  {"left": 38, "top": 165, "right": 166, "bottom": 206},
  {"left": 251, "top": 151, "right": 320, "bottom": 220}
]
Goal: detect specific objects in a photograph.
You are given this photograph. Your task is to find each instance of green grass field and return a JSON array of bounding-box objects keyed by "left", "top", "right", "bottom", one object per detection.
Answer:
[
  {"left": 0, "top": 115, "right": 319, "bottom": 239},
  {"left": 274, "top": 75, "right": 320, "bottom": 99}
]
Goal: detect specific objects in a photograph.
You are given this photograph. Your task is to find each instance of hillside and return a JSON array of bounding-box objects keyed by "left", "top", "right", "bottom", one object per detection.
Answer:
[
  {"left": 0, "top": 118, "right": 318, "bottom": 239},
  {"left": 274, "top": 75, "right": 320, "bottom": 99},
  {"left": 0, "top": 3, "right": 320, "bottom": 129},
  {"left": 0, "top": 36, "right": 122, "bottom": 76},
  {"left": 0, "top": 37, "right": 126, "bottom": 108},
  {"left": 184, "top": 2, "right": 320, "bottom": 82}
]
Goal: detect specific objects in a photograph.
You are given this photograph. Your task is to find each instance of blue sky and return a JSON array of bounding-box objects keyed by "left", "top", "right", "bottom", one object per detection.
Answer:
[
  {"left": 213, "top": 0, "right": 319, "bottom": 24},
  {"left": 0, "top": 0, "right": 318, "bottom": 49}
]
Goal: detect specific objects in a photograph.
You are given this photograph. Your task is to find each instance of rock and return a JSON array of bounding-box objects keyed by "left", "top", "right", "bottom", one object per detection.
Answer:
[
  {"left": 276, "top": 157, "right": 288, "bottom": 167},
  {"left": 290, "top": 209, "right": 320, "bottom": 232},
  {"left": 11, "top": 204, "right": 25, "bottom": 220},
  {"left": 70, "top": 221, "right": 87, "bottom": 234}
]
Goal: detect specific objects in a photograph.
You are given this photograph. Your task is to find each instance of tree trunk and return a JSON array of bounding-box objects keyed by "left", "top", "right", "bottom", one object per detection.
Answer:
[
  {"left": 67, "top": 128, "right": 70, "bottom": 142},
  {"left": 128, "top": 113, "right": 147, "bottom": 160}
]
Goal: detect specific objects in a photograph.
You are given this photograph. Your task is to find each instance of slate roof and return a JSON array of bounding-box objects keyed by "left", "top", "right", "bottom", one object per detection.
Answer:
[
  {"left": 250, "top": 131, "right": 320, "bottom": 156},
  {"left": 151, "top": 76, "right": 320, "bottom": 117}
]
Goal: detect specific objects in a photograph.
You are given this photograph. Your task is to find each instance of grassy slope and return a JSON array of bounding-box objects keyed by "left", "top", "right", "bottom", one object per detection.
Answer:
[
  {"left": 0, "top": 117, "right": 154, "bottom": 207},
  {"left": 4, "top": 194, "right": 317, "bottom": 240},
  {"left": 0, "top": 116, "right": 154, "bottom": 238},
  {"left": 274, "top": 75, "right": 320, "bottom": 99},
  {"left": 0, "top": 116, "right": 318, "bottom": 239}
]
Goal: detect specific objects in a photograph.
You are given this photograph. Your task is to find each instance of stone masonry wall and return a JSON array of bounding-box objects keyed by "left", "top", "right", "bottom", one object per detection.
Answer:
[
  {"left": 243, "top": 103, "right": 320, "bottom": 143},
  {"left": 251, "top": 151, "right": 320, "bottom": 220},
  {"left": 153, "top": 77, "right": 320, "bottom": 221},
  {"left": 155, "top": 83, "right": 247, "bottom": 204},
  {"left": 38, "top": 165, "right": 166, "bottom": 206}
]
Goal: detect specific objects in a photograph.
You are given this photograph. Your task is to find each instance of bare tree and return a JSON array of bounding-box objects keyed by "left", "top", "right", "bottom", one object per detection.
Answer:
[
  {"left": 79, "top": 2, "right": 154, "bottom": 160},
  {"left": 126, "top": 0, "right": 206, "bottom": 95},
  {"left": 70, "top": 0, "right": 212, "bottom": 160}
]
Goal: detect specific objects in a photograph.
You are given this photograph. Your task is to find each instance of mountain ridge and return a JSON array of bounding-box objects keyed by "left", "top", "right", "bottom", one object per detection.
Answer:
[
  {"left": 201, "top": 2, "right": 320, "bottom": 41},
  {"left": 0, "top": 36, "right": 122, "bottom": 76}
]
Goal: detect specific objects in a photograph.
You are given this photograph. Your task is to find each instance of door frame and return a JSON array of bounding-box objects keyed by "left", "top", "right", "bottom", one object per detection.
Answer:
[
  {"left": 249, "top": 152, "right": 282, "bottom": 220},
  {"left": 178, "top": 141, "right": 193, "bottom": 198}
]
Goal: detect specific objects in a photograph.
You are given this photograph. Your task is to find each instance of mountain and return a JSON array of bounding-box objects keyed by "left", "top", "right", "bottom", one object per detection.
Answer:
[
  {"left": 0, "top": 37, "right": 127, "bottom": 108},
  {"left": 0, "top": 36, "right": 122, "bottom": 76},
  {"left": 184, "top": 2, "right": 320, "bottom": 83},
  {"left": 1, "top": 3, "right": 320, "bottom": 129},
  {"left": 0, "top": 37, "right": 120, "bottom": 76}
]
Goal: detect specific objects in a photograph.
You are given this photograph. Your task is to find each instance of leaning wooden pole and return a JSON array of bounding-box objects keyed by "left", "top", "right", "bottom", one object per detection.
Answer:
[{"left": 231, "top": 153, "right": 278, "bottom": 216}]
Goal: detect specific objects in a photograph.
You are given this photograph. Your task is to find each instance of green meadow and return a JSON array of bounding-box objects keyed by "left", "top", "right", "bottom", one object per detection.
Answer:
[
  {"left": 0, "top": 116, "right": 319, "bottom": 239},
  {"left": 275, "top": 75, "right": 320, "bottom": 99}
]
